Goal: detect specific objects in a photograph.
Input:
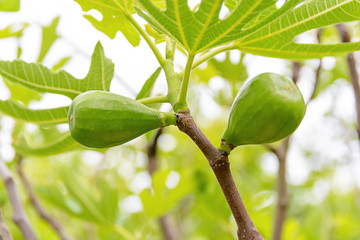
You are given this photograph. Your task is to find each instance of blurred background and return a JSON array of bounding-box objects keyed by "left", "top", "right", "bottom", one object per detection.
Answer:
[{"left": 0, "top": 0, "right": 360, "bottom": 239}]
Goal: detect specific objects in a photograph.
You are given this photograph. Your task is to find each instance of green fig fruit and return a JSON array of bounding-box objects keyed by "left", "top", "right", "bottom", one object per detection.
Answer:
[
  {"left": 68, "top": 91, "right": 176, "bottom": 148},
  {"left": 220, "top": 73, "right": 306, "bottom": 153}
]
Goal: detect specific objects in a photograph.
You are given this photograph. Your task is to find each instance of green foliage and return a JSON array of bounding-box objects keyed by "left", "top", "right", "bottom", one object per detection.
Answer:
[
  {"left": 140, "top": 169, "right": 193, "bottom": 217},
  {"left": 0, "top": 23, "right": 28, "bottom": 38},
  {"left": 0, "top": 42, "right": 114, "bottom": 99},
  {"left": 145, "top": 24, "right": 166, "bottom": 44},
  {"left": 74, "top": 0, "right": 140, "bottom": 46},
  {"left": 14, "top": 132, "right": 78, "bottom": 156},
  {"left": 37, "top": 17, "right": 60, "bottom": 63},
  {"left": 136, "top": 67, "right": 162, "bottom": 100},
  {"left": 0, "top": 100, "right": 68, "bottom": 124},
  {"left": 137, "top": 0, "right": 275, "bottom": 54},
  {"left": 0, "top": 0, "right": 20, "bottom": 12},
  {"left": 236, "top": 0, "right": 360, "bottom": 59},
  {"left": 4, "top": 79, "right": 41, "bottom": 105},
  {"left": 0, "top": 1, "right": 360, "bottom": 240},
  {"left": 192, "top": 52, "right": 248, "bottom": 104},
  {"left": 137, "top": 0, "right": 360, "bottom": 58},
  {"left": 193, "top": 52, "right": 247, "bottom": 84},
  {"left": 51, "top": 56, "right": 71, "bottom": 71},
  {"left": 37, "top": 165, "right": 134, "bottom": 239}
]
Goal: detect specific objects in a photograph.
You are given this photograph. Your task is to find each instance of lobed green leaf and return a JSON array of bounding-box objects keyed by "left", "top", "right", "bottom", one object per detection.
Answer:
[
  {"left": 13, "top": 132, "right": 79, "bottom": 156},
  {"left": 136, "top": 0, "right": 275, "bottom": 54},
  {"left": 0, "top": 42, "right": 114, "bottom": 99},
  {"left": 237, "top": 0, "right": 360, "bottom": 59},
  {"left": 137, "top": 0, "right": 360, "bottom": 58},
  {"left": 0, "top": 100, "right": 68, "bottom": 125},
  {"left": 37, "top": 17, "right": 60, "bottom": 63},
  {"left": 74, "top": 0, "right": 140, "bottom": 46}
]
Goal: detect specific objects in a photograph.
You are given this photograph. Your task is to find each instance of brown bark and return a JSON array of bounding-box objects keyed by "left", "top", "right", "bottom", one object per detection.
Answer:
[
  {"left": 337, "top": 23, "right": 360, "bottom": 213},
  {"left": 158, "top": 215, "right": 178, "bottom": 240},
  {"left": 308, "top": 28, "right": 324, "bottom": 102},
  {"left": 337, "top": 24, "right": 360, "bottom": 137},
  {"left": 177, "top": 110, "right": 263, "bottom": 240},
  {"left": 292, "top": 62, "right": 301, "bottom": 84}
]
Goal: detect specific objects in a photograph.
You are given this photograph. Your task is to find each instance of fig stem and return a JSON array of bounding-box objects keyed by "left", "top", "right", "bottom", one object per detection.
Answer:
[
  {"left": 126, "top": 10, "right": 182, "bottom": 110},
  {"left": 177, "top": 110, "right": 263, "bottom": 240},
  {"left": 137, "top": 95, "right": 169, "bottom": 105},
  {"left": 177, "top": 54, "right": 195, "bottom": 111},
  {"left": 159, "top": 112, "right": 177, "bottom": 127},
  {"left": 218, "top": 140, "right": 233, "bottom": 154},
  {"left": 166, "top": 38, "right": 176, "bottom": 62},
  {"left": 191, "top": 44, "right": 238, "bottom": 70}
]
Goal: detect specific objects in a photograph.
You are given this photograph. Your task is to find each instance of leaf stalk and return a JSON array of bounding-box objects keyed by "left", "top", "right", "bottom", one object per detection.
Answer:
[
  {"left": 137, "top": 95, "right": 169, "bottom": 105},
  {"left": 192, "top": 44, "right": 238, "bottom": 70},
  {"left": 166, "top": 38, "right": 176, "bottom": 62},
  {"left": 177, "top": 54, "right": 195, "bottom": 111}
]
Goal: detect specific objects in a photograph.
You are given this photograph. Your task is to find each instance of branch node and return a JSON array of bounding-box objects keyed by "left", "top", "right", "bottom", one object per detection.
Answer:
[
  {"left": 210, "top": 154, "right": 229, "bottom": 169},
  {"left": 176, "top": 110, "right": 263, "bottom": 239}
]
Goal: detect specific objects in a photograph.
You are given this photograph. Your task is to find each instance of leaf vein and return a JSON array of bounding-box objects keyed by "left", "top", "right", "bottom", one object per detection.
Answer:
[
  {"left": 240, "top": 0, "right": 353, "bottom": 45},
  {"left": 200, "top": 0, "right": 262, "bottom": 51}
]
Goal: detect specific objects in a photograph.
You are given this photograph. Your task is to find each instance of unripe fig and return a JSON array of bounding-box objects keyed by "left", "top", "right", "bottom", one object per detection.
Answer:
[
  {"left": 220, "top": 73, "right": 306, "bottom": 153},
  {"left": 68, "top": 91, "right": 176, "bottom": 148}
]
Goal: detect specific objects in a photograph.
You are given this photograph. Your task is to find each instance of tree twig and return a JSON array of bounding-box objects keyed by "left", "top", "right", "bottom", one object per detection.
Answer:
[
  {"left": 308, "top": 29, "right": 324, "bottom": 103},
  {"left": 147, "top": 128, "right": 180, "bottom": 240},
  {"left": 336, "top": 22, "right": 360, "bottom": 215},
  {"left": 270, "top": 138, "right": 290, "bottom": 240},
  {"left": 292, "top": 62, "right": 301, "bottom": 85},
  {"left": 307, "top": 59, "right": 322, "bottom": 103},
  {"left": 147, "top": 128, "right": 163, "bottom": 175},
  {"left": 0, "top": 204, "right": 13, "bottom": 240},
  {"left": 337, "top": 24, "right": 360, "bottom": 137},
  {"left": 16, "top": 155, "right": 70, "bottom": 240},
  {"left": 0, "top": 158, "right": 37, "bottom": 240},
  {"left": 177, "top": 110, "right": 263, "bottom": 240},
  {"left": 158, "top": 215, "right": 178, "bottom": 240},
  {"left": 271, "top": 41, "right": 325, "bottom": 238}
]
